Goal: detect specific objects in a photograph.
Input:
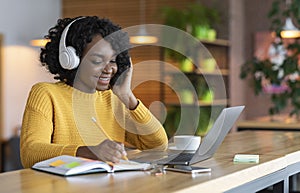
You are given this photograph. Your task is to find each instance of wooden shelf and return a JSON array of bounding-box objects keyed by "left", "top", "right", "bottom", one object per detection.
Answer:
[
  {"left": 237, "top": 115, "right": 300, "bottom": 131},
  {"left": 194, "top": 69, "right": 229, "bottom": 76},
  {"left": 165, "top": 69, "right": 229, "bottom": 76},
  {"left": 161, "top": 38, "right": 230, "bottom": 136},
  {"left": 198, "top": 99, "right": 228, "bottom": 106},
  {"left": 165, "top": 99, "right": 229, "bottom": 107},
  {"left": 200, "top": 39, "right": 230, "bottom": 47}
]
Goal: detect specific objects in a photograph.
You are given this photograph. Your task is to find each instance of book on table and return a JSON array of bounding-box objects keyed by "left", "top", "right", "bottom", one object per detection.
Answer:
[{"left": 32, "top": 155, "right": 152, "bottom": 176}]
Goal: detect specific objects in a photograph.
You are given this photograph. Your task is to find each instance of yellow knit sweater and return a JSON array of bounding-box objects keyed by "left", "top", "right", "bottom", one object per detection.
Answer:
[{"left": 21, "top": 82, "right": 168, "bottom": 168}]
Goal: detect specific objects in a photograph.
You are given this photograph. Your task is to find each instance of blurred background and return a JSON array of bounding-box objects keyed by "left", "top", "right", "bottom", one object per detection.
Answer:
[{"left": 1, "top": 0, "right": 299, "bottom": 171}]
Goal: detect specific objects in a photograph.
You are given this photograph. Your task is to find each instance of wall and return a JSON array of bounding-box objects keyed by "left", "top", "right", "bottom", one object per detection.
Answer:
[
  {"left": 229, "top": 0, "right": 246, "bottom": 122},
  {"left": 0, "top": 0, "right": 61, "bottom": 139},
  {"left": 243, "top": 0, "right": 292, "bottom": 119}
]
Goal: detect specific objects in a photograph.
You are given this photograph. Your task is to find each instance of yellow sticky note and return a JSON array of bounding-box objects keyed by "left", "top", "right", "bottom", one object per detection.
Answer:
[{"left": 49, "top": 160, "right": 66, "bottom": 167}]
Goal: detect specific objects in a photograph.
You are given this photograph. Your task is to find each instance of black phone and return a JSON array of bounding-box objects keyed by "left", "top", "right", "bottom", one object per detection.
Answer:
[{"left": 165, "top": 165, "right": 211, "bottom": 174}]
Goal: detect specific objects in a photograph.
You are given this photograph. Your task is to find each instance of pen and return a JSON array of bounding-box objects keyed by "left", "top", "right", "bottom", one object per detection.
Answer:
[{"left": 91, "top": 117, "right": 129, "bottom": 161}]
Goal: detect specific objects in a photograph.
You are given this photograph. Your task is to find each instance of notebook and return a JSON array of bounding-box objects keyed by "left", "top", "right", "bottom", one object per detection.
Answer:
[
  {"left": 135, "top": 106, "right": 244, "bottom": 165},
  {"left": 32, "top": 155, "right": 152, "bottom": 176}
]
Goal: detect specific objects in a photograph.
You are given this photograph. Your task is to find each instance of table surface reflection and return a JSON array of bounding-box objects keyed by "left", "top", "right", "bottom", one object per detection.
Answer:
[{"left": 1, "top": 131, "right": 300, "bottom": 193}]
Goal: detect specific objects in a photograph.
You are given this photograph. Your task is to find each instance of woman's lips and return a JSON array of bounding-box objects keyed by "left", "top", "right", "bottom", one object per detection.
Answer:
[{"left": 98, "top": 76, "right": 110, "bottom": 85}]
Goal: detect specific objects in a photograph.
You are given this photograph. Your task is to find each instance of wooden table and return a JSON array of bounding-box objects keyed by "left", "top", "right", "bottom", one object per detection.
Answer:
[{"left": 1, "top": 131, "right": 300, "bottom": 193}]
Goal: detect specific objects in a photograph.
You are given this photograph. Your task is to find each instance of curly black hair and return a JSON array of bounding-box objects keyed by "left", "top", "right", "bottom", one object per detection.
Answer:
[{"left": 40, "top": 16, "right": 131, "bottom": 86}]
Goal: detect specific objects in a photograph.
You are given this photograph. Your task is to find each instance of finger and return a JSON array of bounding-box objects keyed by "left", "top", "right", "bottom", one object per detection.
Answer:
[
  {"left": 115, "top": 142, "right": 127, "bottom": 157},
  {"left": 128, "top": 57, "right": 133, "bottom": 71},
  {"left": 106, "top": 141, "right": 127, "bottom": 160},
  {"left": 105, "top": 150, "right": 123, "bottom": 163},
  {"left": 100, "top": 140, "right": 126, "bottom": 160},
  {"left": 108, "top": 141, "right": 124, "bottom": 152},
  {"left": 119, "top": 143, "right": 127, "bottom": 157},
  {"left": 95, "top": 140, "right": 121, "bottom": 162},
  {"left": 110, "top": 142, "right": 127, "bottom": 158},
  {"left": 101, "top": 147, "right": 121, "bottom": 162},
  {"left": 129, "top": 57, "right": 132, "bottom": 66},
  {"left": 100, "top": 147, "right": 122, "bottom": 163},
  {"left": 113, "top": 143, "right": 127, "bottom": 159}
]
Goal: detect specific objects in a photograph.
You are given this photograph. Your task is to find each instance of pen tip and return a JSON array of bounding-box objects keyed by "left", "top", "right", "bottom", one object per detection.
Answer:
[{"left": 91, "top": 117, "right": 96, "bottom": 122}]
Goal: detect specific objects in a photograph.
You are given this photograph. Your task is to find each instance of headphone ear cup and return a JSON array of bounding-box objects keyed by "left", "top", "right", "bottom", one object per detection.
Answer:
[
  {"left": 59, "top": 17, "right": 84, "bottom": 70},
  {"left": 59, "top": 46, "right": 80, "bottom": 70},
  {"left": 66, "top": 46, "right": 80, "bottom": 69}
]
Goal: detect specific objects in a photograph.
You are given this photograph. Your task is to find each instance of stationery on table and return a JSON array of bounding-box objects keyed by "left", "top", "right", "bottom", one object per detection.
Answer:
[
  {"left": 32, "top": 155, "right": 152, "bottom": 176},
  {"left": 233, "top": 154, "right": 260, "bottom": 163}
]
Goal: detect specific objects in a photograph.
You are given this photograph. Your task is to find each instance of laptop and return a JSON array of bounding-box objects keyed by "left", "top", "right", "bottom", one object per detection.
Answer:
[{"left": 149, "top": 106, "right": 245, "bottom": 165}]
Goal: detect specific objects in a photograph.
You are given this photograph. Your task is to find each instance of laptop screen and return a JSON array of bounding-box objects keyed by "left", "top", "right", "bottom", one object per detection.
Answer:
[{"left": 190, "top": 106, "right": 245, "bottom": 164}]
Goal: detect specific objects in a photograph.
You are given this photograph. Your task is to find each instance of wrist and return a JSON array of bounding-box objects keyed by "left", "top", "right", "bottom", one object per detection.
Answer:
[
  {"left": 128, "top": 93, "right": 139, "bottom": 110},
  {"left": 76, "top": 146, "right": 97, "bottom": 160}
]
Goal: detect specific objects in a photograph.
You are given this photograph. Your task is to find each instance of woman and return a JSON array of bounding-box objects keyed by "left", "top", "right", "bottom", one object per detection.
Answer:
[{"left": 20, "top": 16, "right": 168, "bottom": 168}]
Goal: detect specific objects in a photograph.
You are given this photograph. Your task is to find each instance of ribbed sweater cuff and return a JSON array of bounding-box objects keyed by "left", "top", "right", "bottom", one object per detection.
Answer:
[
  {"left": 61, "top": 144, "right": 81, "bottom": 156},
  {"left": 130, "top": 100, "right": 151, "bottom": 123}
]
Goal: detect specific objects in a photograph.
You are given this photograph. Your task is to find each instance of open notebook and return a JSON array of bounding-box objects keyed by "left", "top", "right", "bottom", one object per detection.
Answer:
[{"left": 32, "top": 155, "right": 152, "bottom": 176}]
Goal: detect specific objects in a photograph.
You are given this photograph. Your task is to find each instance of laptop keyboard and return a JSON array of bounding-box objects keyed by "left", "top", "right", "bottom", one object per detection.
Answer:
[
  {"left": 156, "top": 153, "right": 194, "bottom": 165},
  {"left": 169, "top": 153, "right": 194, "bottom": 162}
]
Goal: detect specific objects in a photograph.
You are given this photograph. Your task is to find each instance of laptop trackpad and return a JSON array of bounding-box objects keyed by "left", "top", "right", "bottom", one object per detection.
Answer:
[
  {"left": 129, "top": 150, "right": 194, "bottom": 165},
  {"left": 129, "top": 150, "right": 171, "bottom": 163}
]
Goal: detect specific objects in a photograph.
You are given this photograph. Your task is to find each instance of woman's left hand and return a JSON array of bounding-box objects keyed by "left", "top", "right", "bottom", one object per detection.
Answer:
[{"left": 112, "top": 58, "right": 138, "bottom": 109}]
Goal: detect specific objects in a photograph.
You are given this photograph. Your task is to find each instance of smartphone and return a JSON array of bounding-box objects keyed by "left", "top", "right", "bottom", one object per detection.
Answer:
[{"left": 165, "top": 165, "right": 211, "bottom": 174}]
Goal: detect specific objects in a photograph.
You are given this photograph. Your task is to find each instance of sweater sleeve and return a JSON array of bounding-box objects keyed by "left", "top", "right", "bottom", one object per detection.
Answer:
[
  {"left": 20, "top": 84, "right": 80, "bottom": 168},
  {"left": 125, "top": 100, "right": 168, "bottom": 150}
]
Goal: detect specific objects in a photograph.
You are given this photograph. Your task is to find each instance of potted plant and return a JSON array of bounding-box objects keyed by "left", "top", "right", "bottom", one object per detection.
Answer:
[
  {"left": 240, "top": 0, "right": 300, "bottom": 120},
  {"left": 160, "top": 3, "right": 220, "bottom": 71},
  {"left": 185, "top": 3, "right": 219, "bottom": 40},
  {"left": 160, "top": 3, "right": 220, "bottom": 38}
]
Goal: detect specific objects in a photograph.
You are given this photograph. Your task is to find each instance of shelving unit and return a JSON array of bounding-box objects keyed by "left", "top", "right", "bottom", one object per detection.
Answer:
[{"left": 160, "top": 39, "right": 230, "bottom": 137}]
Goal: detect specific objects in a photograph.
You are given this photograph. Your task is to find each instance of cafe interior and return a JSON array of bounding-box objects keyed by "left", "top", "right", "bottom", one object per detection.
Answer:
[{"left": 0, "top": 0, "right": 300, "bottom": 192}]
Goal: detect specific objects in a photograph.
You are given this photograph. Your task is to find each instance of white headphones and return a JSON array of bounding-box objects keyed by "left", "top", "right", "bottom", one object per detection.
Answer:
[{"left": 59, "top": 17, "right": 85, "bottom": 70}]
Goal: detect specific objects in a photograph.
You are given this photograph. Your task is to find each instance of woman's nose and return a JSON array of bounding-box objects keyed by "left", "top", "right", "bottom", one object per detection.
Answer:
[{"left": 103, "top": 63, "right": 113, "bottom": 73}]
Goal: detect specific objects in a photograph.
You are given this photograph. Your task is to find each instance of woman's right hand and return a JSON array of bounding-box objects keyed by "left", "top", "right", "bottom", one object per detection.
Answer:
[{"left": 76, "top": 139, "right": 127, "bottom": 163}]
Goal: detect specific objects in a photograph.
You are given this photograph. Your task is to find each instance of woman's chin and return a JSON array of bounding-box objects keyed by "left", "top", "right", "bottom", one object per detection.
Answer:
[{"left": 96, "top": 84, "right": 109, "bottom": 91}]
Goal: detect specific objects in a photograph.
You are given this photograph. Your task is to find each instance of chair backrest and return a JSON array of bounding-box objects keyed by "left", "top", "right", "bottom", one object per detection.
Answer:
[{"left": 1, "top": 136, "right": 23, "bottom": 172}]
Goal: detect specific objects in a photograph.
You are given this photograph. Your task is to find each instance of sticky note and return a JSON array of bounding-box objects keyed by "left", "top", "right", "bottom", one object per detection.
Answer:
[
  {"left": 65, "top": 161, "right": 81, "bottom": 168},
  {"left": 233, "top": 154, "right": 259, "bottom": 163},
  {"left": 49, "top": 160, "right": 66, "bottom": 167}
]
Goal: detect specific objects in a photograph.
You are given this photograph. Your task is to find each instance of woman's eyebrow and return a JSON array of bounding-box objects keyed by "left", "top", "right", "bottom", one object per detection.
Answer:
[
  {"left": 90, "top": 53, "right": 105, "bottom": 58},
  {"left": 90, "top": 53, "right": 116, "bottom": 59}
]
